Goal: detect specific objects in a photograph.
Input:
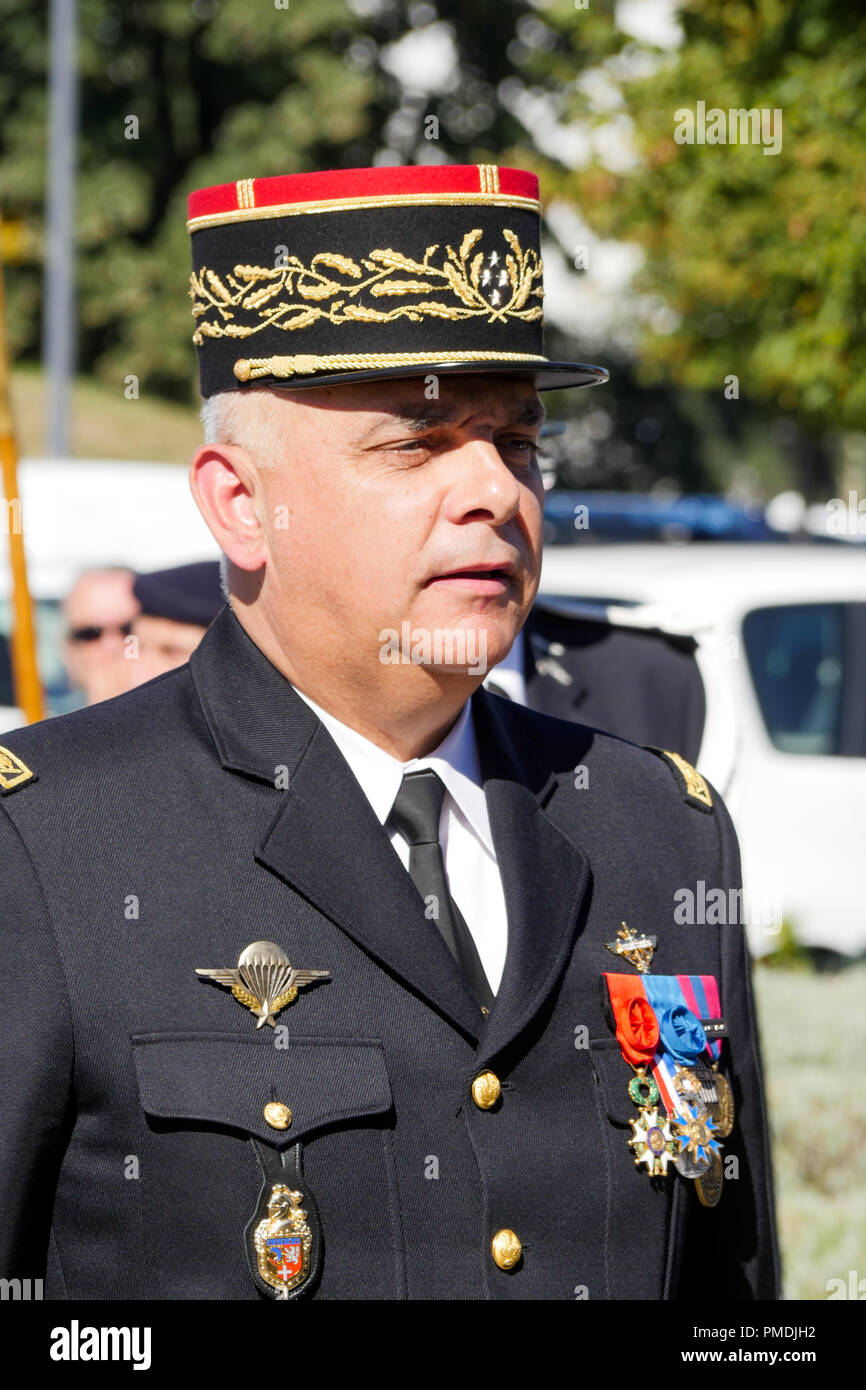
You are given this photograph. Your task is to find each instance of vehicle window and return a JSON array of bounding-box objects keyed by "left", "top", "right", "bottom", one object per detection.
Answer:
[{"left": 743, "top": 604, "right": 846, "bottom": 755}]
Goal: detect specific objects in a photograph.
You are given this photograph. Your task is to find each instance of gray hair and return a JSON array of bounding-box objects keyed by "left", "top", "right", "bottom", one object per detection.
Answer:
[
  {"left": 199, "top": 392, "right": 290, "bottom": 601},
  {"left": 199, "top": 389, "right": 286, "bottom": 470}
]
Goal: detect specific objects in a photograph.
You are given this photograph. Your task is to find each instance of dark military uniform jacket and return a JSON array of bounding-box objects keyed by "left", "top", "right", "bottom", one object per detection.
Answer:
[
  {"left": 522, "top": 600, "right": 707, "bottom": 764},
  {"left": 0, "top": 606, "right": 778, "bottom": 1300}
]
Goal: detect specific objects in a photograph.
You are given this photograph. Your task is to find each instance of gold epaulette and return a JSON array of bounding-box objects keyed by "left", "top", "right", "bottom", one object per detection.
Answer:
[
  {"left": 0, "top": 745, "right": 36, "bottom": 795},
  {"left": 646, "top": 747, "right": 713, "bottom": 812}
]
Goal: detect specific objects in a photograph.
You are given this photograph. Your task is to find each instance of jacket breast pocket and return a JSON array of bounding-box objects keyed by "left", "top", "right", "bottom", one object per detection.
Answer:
[{"left": 131, "top": 1031, "right": 404, "bottom": 1299}]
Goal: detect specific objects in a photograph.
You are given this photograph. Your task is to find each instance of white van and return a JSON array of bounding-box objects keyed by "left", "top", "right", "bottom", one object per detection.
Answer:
[{"left": 540, "top": 542, "right": 866, "bottom": 958}]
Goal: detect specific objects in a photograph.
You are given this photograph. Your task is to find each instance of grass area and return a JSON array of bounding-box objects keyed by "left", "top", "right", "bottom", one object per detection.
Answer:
[
  {"left": 9, "top": 366, "right": 202, "bottom": 464},
  {"left": 753, "top": 961, "right": 866, "bottom": 1299}
]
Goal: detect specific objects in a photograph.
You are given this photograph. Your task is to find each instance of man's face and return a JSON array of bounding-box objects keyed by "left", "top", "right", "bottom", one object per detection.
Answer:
[
  {"left": 62, "top": 570, "right": 139, "bottom": 692},
  {"left": 253, "top": 374, "right": 545, "bottom": 682}
]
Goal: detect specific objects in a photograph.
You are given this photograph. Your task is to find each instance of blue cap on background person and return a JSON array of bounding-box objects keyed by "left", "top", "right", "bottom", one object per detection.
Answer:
[
  {"left": 127, "top": 561, "right": 224, "bottom": 686},
  {"left": 132, "top": 561, "right": 224, "bottom": 628}
]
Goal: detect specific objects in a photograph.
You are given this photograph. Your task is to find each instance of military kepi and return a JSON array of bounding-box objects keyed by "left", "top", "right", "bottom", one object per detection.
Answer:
[{"left": 187, "top": 164, "right": 608, "bottom": 395}]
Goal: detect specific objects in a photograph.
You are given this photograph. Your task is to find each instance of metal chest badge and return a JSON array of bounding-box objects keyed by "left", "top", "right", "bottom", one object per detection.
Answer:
[
  {"left": 605, "top": 921, "right": 656, "bottom": 974},
  {"left": 246, "top": 1142, "right": 323, "bottom": 1300},
  {"left": 196, "top": 940, "right": 329, "bottom": 1027},
  {"left": 255, "top": 1186, "right": 312, "bottom": 1294}
]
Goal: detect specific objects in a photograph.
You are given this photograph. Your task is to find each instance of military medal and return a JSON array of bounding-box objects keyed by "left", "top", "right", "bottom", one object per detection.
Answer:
[
  {"left": 695, "top": 1153, "right": 724, "bottom": 1208},
  {"left": 628, "top": 1106, "right": 676, "bottom": 1176},
  {"left": 245, "top": 1141, "right": 322, "bottom": 1300},
  {"left": 196, "top": 940, "right": 329, "bottom": 1028},
  {"left": 628, "top": 1069, "right": 660, "bottom": 1108},
  {"left": 605, "top": 922, "right": 656, "bottom": 974},
  {"left": 671, "top": 1102, "right": 722, "bottom": 1177},
  {"left": 672, "top": 1065, "right": 705, "bottom": 1105},
  {"left": 603, "top": 970, "right": 734, "bottom": 1199},
  {"left": 707, "top": 1067, "right": 735, "bottom": 1138}
]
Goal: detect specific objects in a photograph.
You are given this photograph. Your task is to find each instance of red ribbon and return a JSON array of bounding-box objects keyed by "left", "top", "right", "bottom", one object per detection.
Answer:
[{"left": 604, "top": 973, "right": 659, "bottom": 1065}]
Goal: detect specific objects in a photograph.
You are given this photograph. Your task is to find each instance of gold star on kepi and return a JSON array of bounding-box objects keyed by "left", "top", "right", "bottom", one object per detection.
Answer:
[
  {"left": 605, "top": 922, "right": 657, "bottom": 974},
  {"left": 196, "top": 940, "right": 329, "bottom": 1028},
  {"left": 186, "top": 165, "right": 609, "bottom": 397}
]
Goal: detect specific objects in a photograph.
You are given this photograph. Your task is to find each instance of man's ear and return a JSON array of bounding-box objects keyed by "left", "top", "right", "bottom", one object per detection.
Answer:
[{"left": 190, "top": 443, "right": 266, "bottom": 571}]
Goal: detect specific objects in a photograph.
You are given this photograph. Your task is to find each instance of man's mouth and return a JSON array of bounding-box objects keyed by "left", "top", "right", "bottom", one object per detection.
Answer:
[{"left": 423, "top": 562, "right": 515, "bottom": 592}]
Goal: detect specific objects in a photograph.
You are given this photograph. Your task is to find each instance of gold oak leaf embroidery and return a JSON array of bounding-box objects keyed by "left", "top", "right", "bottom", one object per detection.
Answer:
[{"left": 189, "top": 230, "right": 544, "bottom": 344}]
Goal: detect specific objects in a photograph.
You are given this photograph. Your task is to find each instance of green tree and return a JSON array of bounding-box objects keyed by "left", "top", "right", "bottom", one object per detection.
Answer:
[
  {"left": 1, "top": 0, "right": 384, "bottom": 399},
  {"left": 531, "top": 0, "right": 866, "bottom": 436}
]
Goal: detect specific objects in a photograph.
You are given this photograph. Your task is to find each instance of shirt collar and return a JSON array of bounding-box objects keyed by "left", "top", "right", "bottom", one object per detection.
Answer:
[
  {"left": 483, "top": 629, "right": 527, "bottom": 705},
  {"left": 292, "top": 689, "right": 495, "bottom": 856}
]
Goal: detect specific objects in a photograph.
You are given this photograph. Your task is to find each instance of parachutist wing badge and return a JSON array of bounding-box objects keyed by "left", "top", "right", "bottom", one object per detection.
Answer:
[{"left": 196, "top": 940, "right": 329, "bottom": 1027}]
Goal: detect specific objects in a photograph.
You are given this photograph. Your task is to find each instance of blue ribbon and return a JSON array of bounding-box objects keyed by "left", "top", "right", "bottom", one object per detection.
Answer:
[{"left": 643, "top": 976, "right": 707, "bottom": 1066}]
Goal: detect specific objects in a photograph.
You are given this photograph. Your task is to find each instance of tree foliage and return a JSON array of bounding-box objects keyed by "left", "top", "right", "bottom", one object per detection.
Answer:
[{"left": 532, "top": 0, "right": 866, "bottom": 432}]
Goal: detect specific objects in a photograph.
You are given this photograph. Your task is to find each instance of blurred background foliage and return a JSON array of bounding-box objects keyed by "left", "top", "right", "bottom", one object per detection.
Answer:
[{"left": 1, "top": 0, "right": 864, "bottom": 494}]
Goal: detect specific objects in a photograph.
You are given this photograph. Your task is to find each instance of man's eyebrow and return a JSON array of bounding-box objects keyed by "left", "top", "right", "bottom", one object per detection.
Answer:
[
  {"left": 512, "top": 400, "right": 547, "bottom": 428},
  {"left": 361, "top": 397, "right": 547, "bottom": 438}
]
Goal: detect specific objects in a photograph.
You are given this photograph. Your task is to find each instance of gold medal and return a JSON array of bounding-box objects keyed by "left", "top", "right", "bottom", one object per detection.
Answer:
[
  {"left": 672, "top": 1065, "right": 704, "bottom": 1104},
  {"left": 708, "top": 1068, "right": 735, "bottom": 1138},
  {"left": 695, "top": 1152, "right": 724, "bottom": 1208}
]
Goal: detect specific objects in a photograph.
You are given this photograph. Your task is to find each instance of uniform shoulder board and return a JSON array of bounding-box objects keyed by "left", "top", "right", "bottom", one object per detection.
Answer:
[
  {"left": 646, "top": 746, "right": 712, "bottom": 812},
  {"left": 0, "top": 745, "right": 37, "bottom": 795}
]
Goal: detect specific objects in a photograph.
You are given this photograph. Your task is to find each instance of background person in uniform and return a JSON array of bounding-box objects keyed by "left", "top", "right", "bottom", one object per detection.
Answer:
[
  {"left": 0, "top": 165, "right": 777, "bottom": 1301},
  {"left": 126, "top": 560, "right": 223, "bottom": 685},
  {"left": 486, "top": 597, "right": 706, "bottom": 763},
  {"left": 61, "top": 565, "right": 139, "bottom": 706}
]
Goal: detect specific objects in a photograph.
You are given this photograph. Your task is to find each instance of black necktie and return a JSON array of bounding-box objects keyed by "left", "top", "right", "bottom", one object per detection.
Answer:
[{"left": 388, "top": 769, "right": 495, "bottom": 1013}]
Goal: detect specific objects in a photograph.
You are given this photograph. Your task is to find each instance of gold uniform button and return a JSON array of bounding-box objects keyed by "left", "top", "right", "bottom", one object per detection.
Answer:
[
  {"left": 263, "top": 1101, "right": 292, "bottom": 1130},
  {"left": 491, "top": 1229, "right": 522, "bottom": 1270},
  {"left": 471, "top": 1071, "right": 502, "bottom": 1110}
]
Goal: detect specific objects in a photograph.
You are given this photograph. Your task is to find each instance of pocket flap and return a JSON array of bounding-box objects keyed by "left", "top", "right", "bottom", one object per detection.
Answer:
[{"left": 131, "top": 1031, "right": 392, "bottom": 1147}]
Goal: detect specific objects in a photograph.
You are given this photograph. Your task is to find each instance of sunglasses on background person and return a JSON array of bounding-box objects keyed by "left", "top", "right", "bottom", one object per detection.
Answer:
[{"left": 66, "top": 621, "right": 134, "bottom": 643}]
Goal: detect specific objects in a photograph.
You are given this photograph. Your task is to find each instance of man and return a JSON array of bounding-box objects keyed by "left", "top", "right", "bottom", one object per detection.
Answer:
[
  {"left": 60, "top": 565, "right": 139, "bottom": 706},
  {"left": 126, "top": 560, "right": 223, "bottom": 686},
  {"left": 0, "top": 164, "right": 777, "bottom": 1300}
]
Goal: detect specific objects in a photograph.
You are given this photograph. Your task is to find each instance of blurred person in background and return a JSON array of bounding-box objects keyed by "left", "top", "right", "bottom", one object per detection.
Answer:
[
  {"left": 485, "top": 598, "right": 706, "bottom": 763},
  {"left": 61, "top": 566, "right": 139, "bottom": 707},
  {"left": 126, "top": 560, "right": 223, "bottom": 685}
]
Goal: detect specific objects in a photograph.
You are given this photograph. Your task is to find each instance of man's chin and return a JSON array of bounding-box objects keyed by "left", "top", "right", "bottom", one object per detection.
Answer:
[{"left": 377, "top": 612, "right": 521, "bottom": 681}]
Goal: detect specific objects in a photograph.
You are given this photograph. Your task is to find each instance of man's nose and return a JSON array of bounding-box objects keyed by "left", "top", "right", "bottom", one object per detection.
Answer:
[{"left": 442, "top": 439, "right": 523, "bottom": 527}]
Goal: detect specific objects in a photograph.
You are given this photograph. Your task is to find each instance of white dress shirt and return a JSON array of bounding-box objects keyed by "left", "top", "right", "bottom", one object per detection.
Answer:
[
  {"left": 483, "top": 630, "right": 527, "bottom": 705},
  {"left": 292, "top": 690, "right": 508, "bottom": 993}
]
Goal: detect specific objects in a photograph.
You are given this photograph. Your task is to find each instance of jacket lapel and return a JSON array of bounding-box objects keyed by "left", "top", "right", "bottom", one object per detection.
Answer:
[
  {"left": 472, "top": 689, "right": 592, "bottom": 1062},
  {"left": 255, "top": 722, "right": 485, "bottom": 1040}
]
